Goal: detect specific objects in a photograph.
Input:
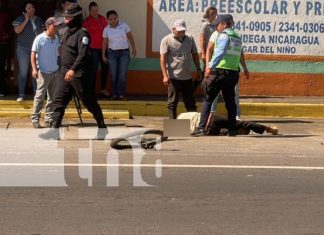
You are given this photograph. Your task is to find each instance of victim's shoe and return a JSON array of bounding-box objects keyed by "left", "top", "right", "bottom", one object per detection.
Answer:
[{"left": 266, "top": 126, "right": 279, "bottom": 135}]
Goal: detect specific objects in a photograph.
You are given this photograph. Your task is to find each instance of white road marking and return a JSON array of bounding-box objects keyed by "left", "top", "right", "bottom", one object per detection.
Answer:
[{"left": 0, "top": 163, "right": 324, "bottom": 171}]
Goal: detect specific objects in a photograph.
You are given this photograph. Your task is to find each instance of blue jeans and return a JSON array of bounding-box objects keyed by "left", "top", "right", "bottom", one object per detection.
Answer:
[
  {"left": 108, "top": 49, "right": 130, "bottom": 97},
  {"left": 16, "top": 45, "right": 36, "bottom": 97}
]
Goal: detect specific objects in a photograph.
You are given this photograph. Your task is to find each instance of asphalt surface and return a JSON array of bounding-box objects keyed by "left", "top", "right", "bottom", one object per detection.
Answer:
[{"left": 1, "top": 116, "right": 324, "bottom": 234}]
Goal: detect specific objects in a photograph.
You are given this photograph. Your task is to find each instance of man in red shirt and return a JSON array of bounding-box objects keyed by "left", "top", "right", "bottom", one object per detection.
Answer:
[{"left": 82, "top": 1, "right": 109, "bottom": 97}]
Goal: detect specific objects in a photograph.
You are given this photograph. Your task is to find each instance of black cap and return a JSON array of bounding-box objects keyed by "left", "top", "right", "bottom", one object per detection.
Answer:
[
  {"left": 214, "top": 14, "right": 233, "bottom": 27},
  {"left": 63, "top": 3, "right": 82, "bottom": 17}
]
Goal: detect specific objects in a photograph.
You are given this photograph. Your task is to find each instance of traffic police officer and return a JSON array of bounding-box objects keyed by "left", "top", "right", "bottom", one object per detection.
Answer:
[
  {"left": 40, "top": 3, "right": 107, "bottom": 140},
  {"left": 192, "top": 14, "right": 242, "bottom": 137}
]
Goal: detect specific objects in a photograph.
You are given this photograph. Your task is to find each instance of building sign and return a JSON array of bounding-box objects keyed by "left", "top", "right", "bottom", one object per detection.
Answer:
[{"left": 152, "top": 0, "right": 324, "bottom": 56}]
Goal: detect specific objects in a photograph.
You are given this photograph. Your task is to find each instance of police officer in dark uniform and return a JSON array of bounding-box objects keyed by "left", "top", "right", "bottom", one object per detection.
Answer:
[
  {"left": 192, "top": 14, "right": 242, "bottom": 137},
  {"left": 40, "top": 3, "right": 107, "bottom": 140}
]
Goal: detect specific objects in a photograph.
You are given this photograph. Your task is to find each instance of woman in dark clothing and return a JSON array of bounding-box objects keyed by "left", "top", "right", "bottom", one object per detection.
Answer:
[
  {"left": 0, "top": 0, "right": 11, "bottom": 97},
  {"left": 12, "top": 1, "right": 43, "bottom": 101}
]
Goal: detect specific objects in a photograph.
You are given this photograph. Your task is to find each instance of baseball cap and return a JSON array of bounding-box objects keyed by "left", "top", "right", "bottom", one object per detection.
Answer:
[
  {"left": 172, "top": 19, "right": 187, "bottom": 31},
  {"left": 63, "top": 3, "right": 82, "bottom": 17},
  {"left": 214, "top": 14, "right": 233, "bottom": 27},
  {"left": 45, "top": 17, "right": 62, "bottom": 27}
]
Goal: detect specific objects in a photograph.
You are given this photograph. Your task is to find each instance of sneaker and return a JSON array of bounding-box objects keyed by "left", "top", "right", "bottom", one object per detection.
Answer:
[
  {"left": 0, "top": 93, "right": 5, "bottom": 97},
  {"left": 191, "top": 128, "right": 205, "bottom": 137},
  {"left": 94, "top": 127, "right": 108, "bottom": 140},
  {"left": 236, "top": 116, "right": 241, "bottom": 121},
  {"left": 17, "top": 97, "right": 24, "bottom": 102},
  {"left": 44, "top": 121, "right": 53, "bottom": 128},
  {"left": 32, "top": 122, "right": 41, "bottom": 129},
  {"left": 119, "top": 96, "right": 127, "bottom": 101},
  {"left": 266, "top": 126, "right": 279, "bottom": 135},
  {"left": 39, "top": 128, "right": 60, "bottom": 140}
]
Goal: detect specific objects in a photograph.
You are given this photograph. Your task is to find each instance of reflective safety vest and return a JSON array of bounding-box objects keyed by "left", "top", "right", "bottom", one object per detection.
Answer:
[{"left": 216, "top": 28, "right": 242, "bottom": 71}]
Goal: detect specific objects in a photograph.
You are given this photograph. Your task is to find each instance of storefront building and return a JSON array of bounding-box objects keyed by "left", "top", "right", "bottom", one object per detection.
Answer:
[{"left": 4, "top": 0, "right": 324, "bottom": 96}]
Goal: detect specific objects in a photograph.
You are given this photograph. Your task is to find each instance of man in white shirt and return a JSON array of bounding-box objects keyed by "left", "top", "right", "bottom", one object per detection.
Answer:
[{"left": 102, "top": 10, "right": 136, "bottom": 100}]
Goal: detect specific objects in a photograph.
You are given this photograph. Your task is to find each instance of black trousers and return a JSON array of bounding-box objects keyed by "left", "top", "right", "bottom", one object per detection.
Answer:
[
  {"left": 51, "top": 73, "right": 105, "bottom": 128},
  {"left": 0, "top": 44, "right": 9, "bottom": 94},
  {"left": 198, "top": 69, "right": 239, "bottom": 131},
  {"left": 206, "top": 114, "right": 266, "bottom": 135},
  {"left": 167, "top": 78, "right": 197, "bottom": 119},
  {"left": 90, "top": 48, "right": 109, "bottom": 91}
]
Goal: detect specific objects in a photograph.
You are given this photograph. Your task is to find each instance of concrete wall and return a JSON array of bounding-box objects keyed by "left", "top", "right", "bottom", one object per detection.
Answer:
[{"left": 78, "top": 0, "right": 324, "bottom": 97}]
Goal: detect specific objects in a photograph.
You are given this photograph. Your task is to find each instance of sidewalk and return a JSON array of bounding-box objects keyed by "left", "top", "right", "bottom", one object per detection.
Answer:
[{"left": 0, "top": 95, "right": 323, "bottom": 119}]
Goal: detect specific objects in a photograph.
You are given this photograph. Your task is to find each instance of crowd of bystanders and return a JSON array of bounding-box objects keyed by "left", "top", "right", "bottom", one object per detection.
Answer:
[{"left": 0, "top": 1, "right": 250, "bottom": 134}]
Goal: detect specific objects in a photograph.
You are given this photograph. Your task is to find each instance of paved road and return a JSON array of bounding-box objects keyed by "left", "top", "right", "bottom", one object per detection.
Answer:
[{"left": 1, "top": 117, "right": 324, "bottom": 234}]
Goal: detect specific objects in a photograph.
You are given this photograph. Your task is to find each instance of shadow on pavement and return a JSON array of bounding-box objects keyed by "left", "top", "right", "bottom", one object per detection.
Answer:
[
  {"left": 246, "top": 134, "right": 317, "bottom": 138},
  {"left": 249, "top": 119, "right": 313, "bottom": 124},
  {"left": 65, "top": 123, "right": 129, "bottom": 127}
]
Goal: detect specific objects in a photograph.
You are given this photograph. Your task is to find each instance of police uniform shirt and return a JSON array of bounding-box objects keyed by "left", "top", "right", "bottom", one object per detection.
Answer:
[{"left": 60, "top": 27, "right": 91, "bottom": 77}]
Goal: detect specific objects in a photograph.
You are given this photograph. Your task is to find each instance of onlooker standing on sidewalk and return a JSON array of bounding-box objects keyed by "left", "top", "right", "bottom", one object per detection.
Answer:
[
  {"left": 192, "top": 14, "right": 242, "bottom": 137},
  {"left": 0, "top": 0, "right": 11, "bottom": 97},
  {"left": 30, "top": 17, "right": 61, "bottom": 128},
  {"left": 102, "top": 10, "right": 136, "bottom": 100},
  {"left": 40, "top": 3, "right": 107, "bottom": 140},
  {"left": 160, "top": 19, "right": 202, "bottom": 119},
  {"left": 12, "top": 1, "right": 43, "bottom": 102},
  {"left": 199, "top": 7, "right": 217, "bottom": 71},
  {"left": 83, "top": 1, "right": 109, "bottom": 96}
]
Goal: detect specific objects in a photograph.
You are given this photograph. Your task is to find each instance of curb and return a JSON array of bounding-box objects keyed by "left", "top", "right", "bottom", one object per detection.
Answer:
[
  {"left": 98, "top": 101, "right": 324, "bottom": 118},
  {"left": 0, "top": 100, "right": 323, "bottom": 119}
]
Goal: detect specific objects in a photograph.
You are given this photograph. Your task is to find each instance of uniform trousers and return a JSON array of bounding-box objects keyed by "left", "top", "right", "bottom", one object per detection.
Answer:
[
  {"left": 198, "top": 69, "right": 239, "bottom": 132},
  {"left": 51, "top": 73, "right": 105, "bottom": 128}
]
